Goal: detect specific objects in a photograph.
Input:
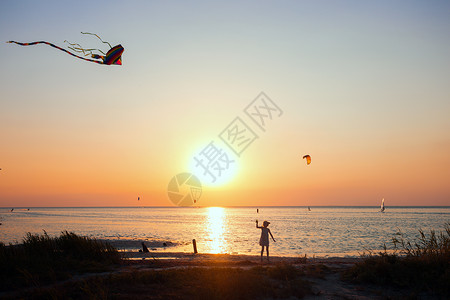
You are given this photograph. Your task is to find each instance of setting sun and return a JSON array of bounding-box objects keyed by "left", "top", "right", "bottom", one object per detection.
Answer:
[{"left": 188, "top": 142, "right": 239, "bottom": 188}]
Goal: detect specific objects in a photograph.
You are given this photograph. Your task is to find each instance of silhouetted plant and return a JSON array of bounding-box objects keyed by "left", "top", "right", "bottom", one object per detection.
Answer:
[
  {"left": 343, "top": 223, "right": 450, "bottom": 297},
  {"left": 0, "top": 231, "right": 120, "bottom": 292}
]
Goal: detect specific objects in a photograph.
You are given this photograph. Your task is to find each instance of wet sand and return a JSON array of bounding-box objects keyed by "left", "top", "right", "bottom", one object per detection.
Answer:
[{"left": 122, "top": 250, "right": 360, "bottom": 265}]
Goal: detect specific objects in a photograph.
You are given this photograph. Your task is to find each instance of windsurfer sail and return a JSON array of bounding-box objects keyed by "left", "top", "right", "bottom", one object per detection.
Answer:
[{"left": 380, "top": 198, "right": 385, "bottom": 212}]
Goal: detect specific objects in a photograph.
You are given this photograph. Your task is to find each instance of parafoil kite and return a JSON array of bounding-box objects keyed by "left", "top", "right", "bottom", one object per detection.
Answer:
[
  {"left": 7, "top": 32, "right": 123, "bottom": 65},
  {"left": 303, "top": 155, "right": 311, "bottom": 165}
]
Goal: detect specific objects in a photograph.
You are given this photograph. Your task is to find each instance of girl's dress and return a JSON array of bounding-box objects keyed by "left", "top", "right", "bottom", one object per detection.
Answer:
[{"left": 259, "top": 227, "right": 270, "bottom": 246}]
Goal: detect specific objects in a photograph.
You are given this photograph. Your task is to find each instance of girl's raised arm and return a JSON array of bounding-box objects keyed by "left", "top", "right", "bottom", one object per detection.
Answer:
[{"left": 256, "top": 220, "right": 262, "bottom": 228}]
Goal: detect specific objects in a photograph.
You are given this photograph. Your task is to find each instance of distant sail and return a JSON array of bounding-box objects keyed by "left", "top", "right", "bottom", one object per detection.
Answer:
[{"left": 380, "top": 198, "right": 385, "bottom": 212}]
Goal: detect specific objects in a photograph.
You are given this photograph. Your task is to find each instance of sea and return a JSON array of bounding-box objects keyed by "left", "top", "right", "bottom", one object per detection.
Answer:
[{"left": 0, "top": 206, "right": 448, "bottom": 258}]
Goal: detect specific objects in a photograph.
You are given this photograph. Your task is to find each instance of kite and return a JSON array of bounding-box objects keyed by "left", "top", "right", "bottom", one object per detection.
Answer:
[
  {"left": 303, "top": 155, "right": 311, "bottom": 165},
  {"left": 7, "top": 32, "right": 123, "bottom": 65}
]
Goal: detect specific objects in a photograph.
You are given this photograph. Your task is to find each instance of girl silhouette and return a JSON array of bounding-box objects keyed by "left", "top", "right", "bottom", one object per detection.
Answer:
[{"left": 256, "top": 220, "right": 276, "bottom": 262}]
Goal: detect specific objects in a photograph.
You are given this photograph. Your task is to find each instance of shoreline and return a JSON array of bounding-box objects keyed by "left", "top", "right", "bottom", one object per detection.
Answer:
[
  {"left": 121, "top": 250, "right": 363, "bottom": 266},
  {"left": 98, "top": 238, "right": 371, "bottom": 259},
  {"left": 2, "top": 205, "right": 450, "bottom": 208}
]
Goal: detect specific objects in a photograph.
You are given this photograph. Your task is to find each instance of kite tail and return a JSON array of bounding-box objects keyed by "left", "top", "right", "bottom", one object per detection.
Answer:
[
  {"left": 80, "top": 32, "right": 112, "bottom": 49},
  {"left": 7, "top": 41, "right": 105, "bottom": 65},
  {"left": 64, "top": 40, "right": 106, "bottom": 56}
]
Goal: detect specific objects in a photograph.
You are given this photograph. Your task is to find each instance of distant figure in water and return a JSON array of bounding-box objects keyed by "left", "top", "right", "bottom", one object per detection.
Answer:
[
  {"left": 257, "top": 208, "right": 259, "bottom": 213},
  {"left": 10, "top": 208, "right": 14, "bottom": 212},
  {"left": 256, "top": 220, "right": 276, "bottom": 262},
  {"left": 141, "top": 242, "right": 149, "bottom": 253}
]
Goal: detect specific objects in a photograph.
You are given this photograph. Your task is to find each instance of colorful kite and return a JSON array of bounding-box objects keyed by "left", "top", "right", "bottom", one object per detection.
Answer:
[
  {"left": 7, "top": 32, "right": 123, "bottom": 65},
  {"left": 303, "top": 155, "right": 311, "bottom": 165}
]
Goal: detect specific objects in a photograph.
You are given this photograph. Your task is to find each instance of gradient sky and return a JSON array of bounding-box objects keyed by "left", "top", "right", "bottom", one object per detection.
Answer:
[{"left": 1, "top": 0, "right": 449, "bottom": 207}]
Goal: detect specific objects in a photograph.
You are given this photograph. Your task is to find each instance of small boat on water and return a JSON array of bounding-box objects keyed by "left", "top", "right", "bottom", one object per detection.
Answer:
[{"left": 380, "top": 198, "right": 385, "bottom": 212}]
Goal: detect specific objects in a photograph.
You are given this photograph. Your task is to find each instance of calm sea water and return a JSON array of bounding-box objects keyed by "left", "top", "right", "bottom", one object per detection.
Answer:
[{"left": 0, "top": 206, "right": 448, "bottom": 258}]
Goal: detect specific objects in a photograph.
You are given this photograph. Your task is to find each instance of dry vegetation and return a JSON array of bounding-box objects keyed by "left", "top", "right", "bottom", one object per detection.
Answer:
[
  {"left": 342, "top": 223, "right": 450, "bottom": 298},
  {"left": 0, "top": 231, "right": 121, "bottom": 292}
]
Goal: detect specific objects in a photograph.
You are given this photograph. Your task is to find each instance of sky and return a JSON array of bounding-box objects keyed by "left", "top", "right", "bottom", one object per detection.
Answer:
[{"left": 1, "top": 0, "right": 449, "bottom": 207}]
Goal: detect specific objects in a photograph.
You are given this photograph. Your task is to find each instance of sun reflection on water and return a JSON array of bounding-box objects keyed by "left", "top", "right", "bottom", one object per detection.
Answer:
[{"left": 206, "top": 207, "right": 226, "bottom": 254}]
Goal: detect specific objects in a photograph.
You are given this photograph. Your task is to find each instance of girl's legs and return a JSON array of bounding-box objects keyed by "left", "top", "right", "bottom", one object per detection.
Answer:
[
  {"left": 266, "top": 245, "right": 270, "bottom": 262},
  {"left": 260, "top": 246, "right": 264, "bottom": 261}
]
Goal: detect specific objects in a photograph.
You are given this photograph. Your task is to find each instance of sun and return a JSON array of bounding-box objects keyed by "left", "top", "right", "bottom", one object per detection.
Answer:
[{"left": 188, "top": 141, "right": 239, "bottom": 187}]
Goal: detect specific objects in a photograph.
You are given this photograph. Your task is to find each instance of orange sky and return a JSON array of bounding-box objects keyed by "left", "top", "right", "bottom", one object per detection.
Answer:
[{"left": 1, "top": 1, "right": 449, "bottom": 207}]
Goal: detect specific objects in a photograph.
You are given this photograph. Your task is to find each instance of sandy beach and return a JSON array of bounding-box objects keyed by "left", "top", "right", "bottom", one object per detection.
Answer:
[
  {"left": 1, "top": 247, "right": 444, "bottom": 299},
  {"left": 116, "top": 251, "right": 408, "bottom": 299}
]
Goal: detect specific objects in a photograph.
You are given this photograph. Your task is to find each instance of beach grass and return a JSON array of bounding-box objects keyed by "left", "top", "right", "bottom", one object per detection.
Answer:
[
  {"left": 342, "top": 223, "right": 450, "bottom": 297},
  {"left": 0, "top": 230, "right": 121, "bottom": 292}
]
